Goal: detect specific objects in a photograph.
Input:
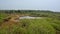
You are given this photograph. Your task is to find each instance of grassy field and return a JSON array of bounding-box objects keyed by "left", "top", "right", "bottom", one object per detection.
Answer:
[
  {"left": 0, "top": 19, "right": 56, "bottom": 34},
  {"left": 0, "top": 10, "right": 60, "bottom": 34}
]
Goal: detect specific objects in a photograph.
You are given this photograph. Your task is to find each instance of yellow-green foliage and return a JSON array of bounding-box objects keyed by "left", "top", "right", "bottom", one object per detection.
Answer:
[
  {"left": 0, "top": 13, "right": 60, "bottom": 34},
  {"left": 0, "top": 19, "right": 56, "bottom": 34},
  {"left": 0, "top": 13, "right": 9, "bottom": 23}
]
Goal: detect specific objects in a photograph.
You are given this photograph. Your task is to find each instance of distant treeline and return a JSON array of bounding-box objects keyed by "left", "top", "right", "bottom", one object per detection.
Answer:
[
  {"left": 0, "top": 10, "right": 60, "bottom": 18},
  {"left": 0, "top": 10, "right": 59, "bottom": 13},
  {"left": 0, "top": 10, "right": 55, "bottom": 13}
]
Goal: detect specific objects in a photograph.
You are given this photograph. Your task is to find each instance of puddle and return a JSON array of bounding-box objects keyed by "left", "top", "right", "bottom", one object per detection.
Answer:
[{"left": 19, "top": 16, "right": 42, "bottom": 19}]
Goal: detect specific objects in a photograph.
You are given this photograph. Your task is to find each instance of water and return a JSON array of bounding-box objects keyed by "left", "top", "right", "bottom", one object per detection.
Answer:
[{"left": 19, "top": 16, "right": 42, "bottom": 19}]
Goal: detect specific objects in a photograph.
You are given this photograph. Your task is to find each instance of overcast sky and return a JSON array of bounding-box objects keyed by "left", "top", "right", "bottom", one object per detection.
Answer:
[{"left": 0, "top": 0, "right": 60, "bottom": 11}]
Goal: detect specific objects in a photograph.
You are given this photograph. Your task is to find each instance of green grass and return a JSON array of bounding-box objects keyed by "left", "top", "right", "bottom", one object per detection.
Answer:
[
  {"left": 0, "top": 13, "right": 8, "bottom": 23},
  {"left": 0, "top": 19, "right": 56, "bottom": 34},
  {"left": 20, "top": 19, "right": 56, "bottom": 34},
  {"left": 0, "top": 13, "right": 60, "bottom": 34}
]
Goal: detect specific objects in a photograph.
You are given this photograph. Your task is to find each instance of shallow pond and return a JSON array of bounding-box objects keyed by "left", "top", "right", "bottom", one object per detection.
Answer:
[{"left": 19, "top": 16, "right": 42, "bottom": 19}]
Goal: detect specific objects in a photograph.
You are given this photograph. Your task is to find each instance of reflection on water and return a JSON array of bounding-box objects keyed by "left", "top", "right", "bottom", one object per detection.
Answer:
[{"left": 19, "top": 16, "right": 42, "bottom": 19}]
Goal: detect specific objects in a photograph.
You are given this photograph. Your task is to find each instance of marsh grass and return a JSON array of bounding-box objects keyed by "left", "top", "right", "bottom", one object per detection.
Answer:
[
  {"left": 0, "top": 19, "right": 56, "bottom": 34},
  {"left": 0, "top": 14, "right": 60, "bottom": 34}
]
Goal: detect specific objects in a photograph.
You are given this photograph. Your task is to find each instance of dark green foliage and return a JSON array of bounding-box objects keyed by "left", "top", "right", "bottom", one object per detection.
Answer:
[{"left": 0, "top": 10, "right": 60, "bottom": 17}]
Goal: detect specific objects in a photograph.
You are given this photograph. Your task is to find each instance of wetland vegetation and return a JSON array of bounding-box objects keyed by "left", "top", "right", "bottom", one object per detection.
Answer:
[{"left": 0, "top": 10, "right": 60, "bottom": 34}]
